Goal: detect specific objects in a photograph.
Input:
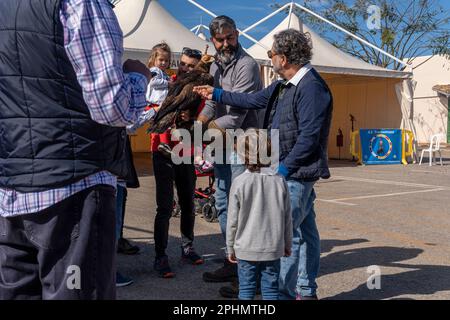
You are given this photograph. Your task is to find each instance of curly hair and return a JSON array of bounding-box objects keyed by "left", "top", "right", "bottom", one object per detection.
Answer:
[
  {"left": 147, "top": 42, "right": 171, "bottom": 68},
  {"left": 272, "top": 29, "right": 313, "bottom": 66}
]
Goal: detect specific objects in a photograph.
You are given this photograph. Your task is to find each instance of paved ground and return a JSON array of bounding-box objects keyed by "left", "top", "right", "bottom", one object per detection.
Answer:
[{"left": 117, "top": 152, "right": 450, "bottom": 300}]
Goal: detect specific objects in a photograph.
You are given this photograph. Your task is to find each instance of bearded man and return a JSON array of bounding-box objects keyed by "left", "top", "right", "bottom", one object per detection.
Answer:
[{"left": 197, "top": 16, "right": 264, "bottom": 288}]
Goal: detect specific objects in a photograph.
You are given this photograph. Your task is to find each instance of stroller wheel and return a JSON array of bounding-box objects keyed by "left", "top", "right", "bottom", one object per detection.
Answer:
[{"left": 202, "top": 201, "right": 218, "bottom": 223}]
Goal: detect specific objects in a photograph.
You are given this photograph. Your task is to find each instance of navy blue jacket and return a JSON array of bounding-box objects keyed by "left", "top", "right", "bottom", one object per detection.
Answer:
[{"left": 217, "top": 68, "right": 333, "bottom": 181}]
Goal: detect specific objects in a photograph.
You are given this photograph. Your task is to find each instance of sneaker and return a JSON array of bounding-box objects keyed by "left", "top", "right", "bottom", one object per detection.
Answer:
[
  {"left": 117, "top": 238, "right": 140, "bottom": 255},
  {"left": 195, "top": 160, "right": 214, "bottom": 174},
  {"left": 296, "top": 294, "right": 318, "bottom": 300},
  {"left": 158, "top": 143, "right": 174, "bottom": 159},
  {"left": 116, "top": 272, "right": 134, "bottom": 287},
  {"left": 154, "top": 255, "right": 175, "bottom": 278},
  {"left": 202, "top": 259, "right": 237, "bottom": 283},
  {"left": 181, "top": 246, "right": 204, "bottom": 265}
]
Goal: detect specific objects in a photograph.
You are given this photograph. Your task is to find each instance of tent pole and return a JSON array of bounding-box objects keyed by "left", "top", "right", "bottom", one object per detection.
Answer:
[
  {"left": 287, "top": 2, "right": 294, "bottom": 29},
  {"left": 187, "top": 0, "right": 217, "bottom": 19},
  {"left": 241, "top": 3, "right": 291, "bottom": 33},
  {"left": 293, "top": 2, "right": 410, "bottom": 71},
  {"left": 186, "top": 0, "right": 269, "bottom": 50}
]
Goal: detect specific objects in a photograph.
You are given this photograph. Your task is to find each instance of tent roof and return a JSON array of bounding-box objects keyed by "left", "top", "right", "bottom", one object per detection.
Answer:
[
  {"left": 247, "top": 14, "right": 411, "bottom": 79},
  {"left": 115, "top": 0, "right": 211, "bottom": 53}
]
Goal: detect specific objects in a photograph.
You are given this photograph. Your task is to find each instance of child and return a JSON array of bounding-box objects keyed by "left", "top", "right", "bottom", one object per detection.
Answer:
[
  {"left": 126, "top": 43, "right": 171, "bottom": 134},
  {"left": 226, "top": 129, "right": 292, "bottom": 300},
  {"left": 146, "top": 43, "right": 171, "bottom": 106}
]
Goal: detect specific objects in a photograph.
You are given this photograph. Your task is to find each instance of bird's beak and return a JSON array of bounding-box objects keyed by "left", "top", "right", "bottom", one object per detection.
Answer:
[{"left": 204, "top": 55, "right": 215, "bottom": 64}]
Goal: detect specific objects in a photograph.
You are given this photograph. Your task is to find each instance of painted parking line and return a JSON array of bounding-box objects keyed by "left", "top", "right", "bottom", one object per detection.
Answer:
[
  {"left": 411, "top": 169, "right": 450, "bottom": 174},
  {"left": 316, "top": 199, "right": 358, "bottom": 206},
  {"left": 317, "top": 188, "right": 445, "bottom": 206},
  {"left": 329, "top": 175, "right": 450, "bottom": 190}
]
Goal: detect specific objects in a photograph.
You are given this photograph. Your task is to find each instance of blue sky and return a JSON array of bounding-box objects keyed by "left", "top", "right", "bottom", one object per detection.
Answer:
[{"left": 160, "top": 0, "right": 450, "bottom": 51}]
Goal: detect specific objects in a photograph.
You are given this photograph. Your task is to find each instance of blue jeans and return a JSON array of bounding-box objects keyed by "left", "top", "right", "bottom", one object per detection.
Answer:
[
  {"left": 279, "top": 180, "right": 320, "bottom": 299},
  {"left": 215, "top": 154, "right": 245, "bottom": 246},
  {"left": 238, "top": 259, "right": 280, "bottom": 300}
]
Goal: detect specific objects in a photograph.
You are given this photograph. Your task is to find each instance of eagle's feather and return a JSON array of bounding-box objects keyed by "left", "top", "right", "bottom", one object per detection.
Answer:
[{"left": 148, "top": 53, "right": 215, "bottom": 134}]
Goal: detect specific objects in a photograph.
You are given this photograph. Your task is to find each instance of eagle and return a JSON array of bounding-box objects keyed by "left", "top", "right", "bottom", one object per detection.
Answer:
[{"left": 147, "top": 47, "right": 215, "bottom": 134}]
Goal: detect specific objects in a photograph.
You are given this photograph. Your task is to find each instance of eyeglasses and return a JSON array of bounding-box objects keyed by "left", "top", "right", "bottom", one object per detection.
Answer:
[
  {"left": 267, "top": 50, "right": 279, "bottom": 59},
  {"left": 182, "top": 47, "right": 202, "bottom": 59}
]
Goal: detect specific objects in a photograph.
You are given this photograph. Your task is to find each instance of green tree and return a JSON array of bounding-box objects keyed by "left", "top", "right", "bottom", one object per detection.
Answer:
[{"left": 272, "top": 0, "right": 450, "bottom": 70}]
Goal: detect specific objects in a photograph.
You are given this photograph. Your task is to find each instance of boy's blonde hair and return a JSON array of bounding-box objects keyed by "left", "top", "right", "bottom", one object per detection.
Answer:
[
  {"left": 236, "top": 129, "right": 272, "bottom": 172},
  {"left": 147, "top": 43, "right": 171, "bottom": 68}
]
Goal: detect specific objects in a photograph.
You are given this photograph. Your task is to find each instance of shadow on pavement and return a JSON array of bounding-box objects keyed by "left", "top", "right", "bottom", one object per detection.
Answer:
[{"left": 319, "top": 245, "right": 450, "bottom": 299}]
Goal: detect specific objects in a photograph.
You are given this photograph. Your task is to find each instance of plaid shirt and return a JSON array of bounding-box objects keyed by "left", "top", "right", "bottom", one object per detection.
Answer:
[{"left": 0, "top": 0, "right": 148, "bottom": 217}]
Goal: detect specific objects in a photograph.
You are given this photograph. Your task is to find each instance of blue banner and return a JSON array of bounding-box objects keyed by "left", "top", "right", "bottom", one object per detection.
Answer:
[{"left": 360, "top": 129, "right": 402, "bottom": 165}]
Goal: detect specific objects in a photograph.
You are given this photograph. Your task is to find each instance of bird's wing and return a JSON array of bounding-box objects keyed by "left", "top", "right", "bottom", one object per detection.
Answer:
[
  {"left": 149, "top": 111, "right": 178, "bottom": 133},
  {"left": 149, "top": 85, "right": 200, "bottom": 133}
]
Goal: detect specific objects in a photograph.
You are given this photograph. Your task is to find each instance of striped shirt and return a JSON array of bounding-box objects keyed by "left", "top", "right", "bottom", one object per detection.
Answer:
[{"left": 0, "top": 0, "right": 148, "bottom": 217}]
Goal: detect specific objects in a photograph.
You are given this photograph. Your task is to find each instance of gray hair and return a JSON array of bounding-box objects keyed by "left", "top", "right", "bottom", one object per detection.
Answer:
[
  {"left": 209, "top": 15, "right": 237, "bottom": 37},
  {"left": 272, "top": 29, "right": 313, "bottom": 66}
]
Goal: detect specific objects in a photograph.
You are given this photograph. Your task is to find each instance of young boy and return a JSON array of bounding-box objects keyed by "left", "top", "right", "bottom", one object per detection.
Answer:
[{"left": 226, "top": 129, "right": 292, "bottom": 300}]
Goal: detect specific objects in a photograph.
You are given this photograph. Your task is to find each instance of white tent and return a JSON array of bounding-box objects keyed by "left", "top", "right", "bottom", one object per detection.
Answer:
[
  {"left": 248, "top": 14, "right": 409, "bottom": 79},
  {"left": 190, "top": 24, "right": 210, "bottom": 42},
  {"left": 115, "top": 0, "right": 211, "bottom": 64},
  {"left": 115, "top": 0, "right": 213, "bottom": 152},
  {"left": 245, "top": 12, "right": 413, "bottom": 159}
]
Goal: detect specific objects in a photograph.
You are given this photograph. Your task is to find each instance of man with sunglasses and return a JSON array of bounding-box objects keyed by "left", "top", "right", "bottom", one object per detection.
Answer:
[
  {"left": 150, "top": 47, "right": 208, "bottom": 279},
  {"left": 197, "top": 15, "right": 263, "bottom": 288},
  {"left": 194, "top": 29, "right": 333, "bottom": 300},
  {"left": 178, "top": 47, "right": 203, "bottom": 75}
]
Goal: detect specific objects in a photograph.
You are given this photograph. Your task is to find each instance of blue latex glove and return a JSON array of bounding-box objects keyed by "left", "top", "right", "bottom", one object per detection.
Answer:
[{"left": 277, "top": 163, "right": 289, "bottom": 178}]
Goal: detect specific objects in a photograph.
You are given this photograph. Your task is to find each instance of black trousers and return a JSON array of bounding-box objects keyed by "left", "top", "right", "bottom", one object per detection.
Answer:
[
  {"left": 0, "top": 185, "right": 116, "bottom": 300},
  {"left": 152, "top": 152, "right": 196, "bottom": 257}
]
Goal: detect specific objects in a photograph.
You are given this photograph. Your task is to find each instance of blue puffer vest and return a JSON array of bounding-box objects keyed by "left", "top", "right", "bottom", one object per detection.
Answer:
[
  {"left": 0, "top": 0, "right": 127, "bottom": 192},
  {"left": 269, "top": 69, "right": 333, "bottom": 181}
]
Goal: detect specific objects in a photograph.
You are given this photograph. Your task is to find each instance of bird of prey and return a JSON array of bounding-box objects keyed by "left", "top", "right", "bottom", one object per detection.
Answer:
[{"left": 147, "top": 47, "right": 215, "bottom": 134}]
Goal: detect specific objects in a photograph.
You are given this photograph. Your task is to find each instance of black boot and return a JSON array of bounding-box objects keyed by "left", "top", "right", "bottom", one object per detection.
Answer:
[
  {"left": 219, "top": 278, "right": 239, "bottom": 298},
  {"left": 202, "top": 259, "right": 237, "bottom": 283},
  {"left": 218, "top": 277, "right": 261, "bottom": 299},
  {"left": 117, "top": 238, "right": 140, "bottom": 255}
]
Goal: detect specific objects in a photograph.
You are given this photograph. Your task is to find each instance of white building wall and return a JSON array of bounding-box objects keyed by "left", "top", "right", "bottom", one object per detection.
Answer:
[{"left": 408, "top": 55, "right": 450, "bottom": 143}]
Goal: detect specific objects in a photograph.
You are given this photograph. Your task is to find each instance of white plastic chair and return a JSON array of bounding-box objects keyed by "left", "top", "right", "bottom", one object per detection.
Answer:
[{"left": 419, "top": 134, "right": 445, "bottom": 166}]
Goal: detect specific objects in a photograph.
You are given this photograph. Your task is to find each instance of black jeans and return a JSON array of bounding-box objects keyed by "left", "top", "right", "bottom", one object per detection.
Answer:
[
  {"left": 0, "top": 185, "right": 116, "bottom": 300},
  {"left": 153, "top": 152, "right": 196, "bottom": 257}
]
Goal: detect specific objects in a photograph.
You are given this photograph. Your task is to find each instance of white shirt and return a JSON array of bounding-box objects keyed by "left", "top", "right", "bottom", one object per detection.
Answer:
[{"left": 286, "top": 63, "right": 312, "bottom": 86}]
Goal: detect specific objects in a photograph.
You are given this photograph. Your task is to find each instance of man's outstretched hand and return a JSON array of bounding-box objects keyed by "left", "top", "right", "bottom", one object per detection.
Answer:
[{"left": 193, "top": 85, "right": 214, "bottom": 100}]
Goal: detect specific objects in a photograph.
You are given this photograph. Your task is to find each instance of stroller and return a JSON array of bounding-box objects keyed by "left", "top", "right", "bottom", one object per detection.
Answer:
[
  {"left": 172, "top": 160, "right": 217, "bottom": 223},
  {"left": 194, "top": 165, "right": 217, "bottom": 222}
]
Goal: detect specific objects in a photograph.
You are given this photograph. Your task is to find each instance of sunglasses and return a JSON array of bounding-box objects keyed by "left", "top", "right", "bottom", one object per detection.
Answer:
[
  {"left": 182, "top": 47, "right": 202, "bottom": 59},
  {"left": 267, "top": 50, "right": 280, "bottom": 59}
]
